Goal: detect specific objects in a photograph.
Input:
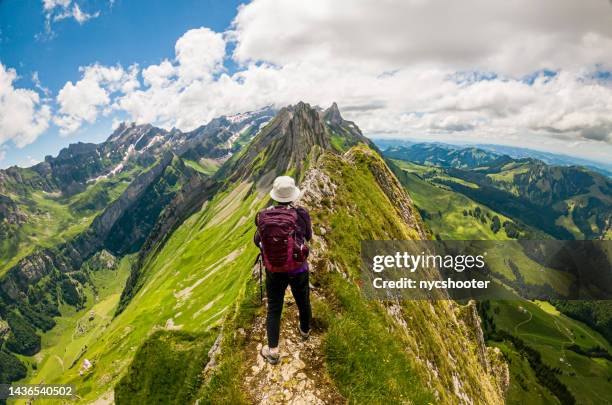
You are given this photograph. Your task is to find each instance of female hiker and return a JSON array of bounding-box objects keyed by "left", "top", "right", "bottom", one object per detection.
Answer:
[{"left": 254, "top": 176, "right": 312, "bottom": 364}]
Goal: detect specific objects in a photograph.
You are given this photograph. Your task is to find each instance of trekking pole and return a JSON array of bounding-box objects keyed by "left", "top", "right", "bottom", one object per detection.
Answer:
[
  {"left": 253, "top": 252, "right": 263, "bottom": 304},
  {"left": 259, "top": 254, "right": 263, "bottom": 304}
]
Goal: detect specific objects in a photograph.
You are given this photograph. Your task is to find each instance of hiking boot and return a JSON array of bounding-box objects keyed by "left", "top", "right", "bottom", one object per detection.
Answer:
[
  {"left": 298, "top": 327, "right": 310, "bottom": 341},
  {"left": 260, "top": 346, "right": 280, "bottom": 365}
]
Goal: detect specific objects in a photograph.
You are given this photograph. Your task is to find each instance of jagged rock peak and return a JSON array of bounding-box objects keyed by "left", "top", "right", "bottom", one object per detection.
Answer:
[
  {"left": 107, "top": 122, "right": 156, "bottom": 142},
  {"left": 224, "top": 101, "right": 331, "bottom": 186},
  {"left": 323, "top": 102, "right": 343, "bottom": 125},
  {"left": 266, "top": 101, "right": 330, "bottom": 149},
  {"left": 276, "top": 101, "right": 322, "bottom": 122}
]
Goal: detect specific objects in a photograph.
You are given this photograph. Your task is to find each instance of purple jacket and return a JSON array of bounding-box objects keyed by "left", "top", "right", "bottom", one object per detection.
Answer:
[{"left": 254, "top": 204, "right": 312, "bottom": 273}]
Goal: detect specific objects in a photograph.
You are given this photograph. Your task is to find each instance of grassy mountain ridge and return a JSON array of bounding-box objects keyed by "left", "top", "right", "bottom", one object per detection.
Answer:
[
  {"left": 183, "top": 108, "right": 506, "bottom": 404},
  {"left": 117, "top": 102, "right": 340, "bottom": 314},
  {"left": 295, "top": 146, "right": 507, "bottom": 403}
]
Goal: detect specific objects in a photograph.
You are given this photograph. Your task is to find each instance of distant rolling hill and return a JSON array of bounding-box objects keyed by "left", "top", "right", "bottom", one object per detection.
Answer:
[
  {"left": 382, "top": 143, "right": 612, "bottom": 240},
  {"left": 373, "top": 138, "right": 612, "bottom": 177},
  {"left": 475, "top": 144, "right": 612, "bottom": 178},
  {"left": 384, "top": 143, "right": 504, "bottom": 169}
]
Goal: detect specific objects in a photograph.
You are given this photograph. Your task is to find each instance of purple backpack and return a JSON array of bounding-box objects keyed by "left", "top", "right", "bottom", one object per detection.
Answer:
[{"left": 256, "top": 207, "right": 308, "bottom": 272}]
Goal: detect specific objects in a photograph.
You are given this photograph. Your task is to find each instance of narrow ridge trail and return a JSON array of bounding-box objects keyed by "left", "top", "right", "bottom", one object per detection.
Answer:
[
  {"left": 241, "top": 163, "right": 346, "bottom": 404},
  {"left": 242, "top": 290, "right": 345, "bottom": 404}
]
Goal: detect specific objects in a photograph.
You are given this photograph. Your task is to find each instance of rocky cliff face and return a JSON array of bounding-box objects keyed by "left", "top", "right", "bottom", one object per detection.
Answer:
[
  {"left": 321, "top": 101, "right": 373, "bottom": 151},
  {"left": 225, "top": 102, "right": 331, "bottom": 187},
  {"left": 178, "top": 107, "right": 274, "bottom": 158}
]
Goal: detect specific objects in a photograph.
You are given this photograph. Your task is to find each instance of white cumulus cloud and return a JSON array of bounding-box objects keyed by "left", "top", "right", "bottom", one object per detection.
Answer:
[
  {"left": 0, "top": 64, "right": 51, "bottom": 148},
  {"left": 116, "top": 28, "right": 229, "bottom": 129},
  {"left": 54, "top": 64, "right": 138, "bottom": 134},
  {"left": 43, "top": 0, "right": 71, "bottom": 11},
  {"left": 175, "top": 28, "right": 226, "bottom": 82}
]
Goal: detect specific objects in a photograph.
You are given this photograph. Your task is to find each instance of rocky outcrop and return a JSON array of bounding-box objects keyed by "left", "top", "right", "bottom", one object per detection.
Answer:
[
  {"left": 322, "top": 102, "right": 374, "bottom": 150},
  {"left": 322, "top": 102, "right": 343, "bottom": 126},
  {"left": 0, "top": 316, "right": 10, "bottom": 342},
  {"left": 0, "top": 194, "right": 27, "bottom": 226},
  {"left": 457, "top": 301, "right": 510, "bottom": 395},
  {"left": 1, "top": 249, "right": 70, "bottom": 300}
]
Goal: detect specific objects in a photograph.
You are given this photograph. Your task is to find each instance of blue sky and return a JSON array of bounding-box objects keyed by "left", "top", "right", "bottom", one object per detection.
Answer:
[
  {"left": 1, "top": 1, "right": 241, "bottom": 89},
  {"left": 1, "top": 0, "right": 611, "bottom": 169},
  {"left": 0, "top": 0, "right": 242, "bottom": 167}
]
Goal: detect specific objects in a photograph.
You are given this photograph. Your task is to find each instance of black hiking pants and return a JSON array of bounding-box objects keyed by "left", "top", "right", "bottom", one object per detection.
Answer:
[{"left": 265, "top": 269, "right": 311, "bottom": 348}]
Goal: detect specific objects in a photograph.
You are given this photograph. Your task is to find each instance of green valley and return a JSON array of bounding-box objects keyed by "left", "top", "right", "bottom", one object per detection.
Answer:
[{"left": 389, "top": 159, "right": 522, "bottom": 240}]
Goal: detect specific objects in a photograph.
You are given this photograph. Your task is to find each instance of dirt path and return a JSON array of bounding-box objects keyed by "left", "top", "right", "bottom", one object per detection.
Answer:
[
  {"left": 243, "top": 291, "right": 345, "bottom": 404},
  {"left": 514, "top": 308, "right": 532, "bottom": 334}
]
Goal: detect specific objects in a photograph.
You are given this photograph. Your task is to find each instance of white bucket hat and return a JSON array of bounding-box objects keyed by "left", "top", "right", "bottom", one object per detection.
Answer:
[{"left": 270, "top": 176, "right": 301, "bottom": 203}]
